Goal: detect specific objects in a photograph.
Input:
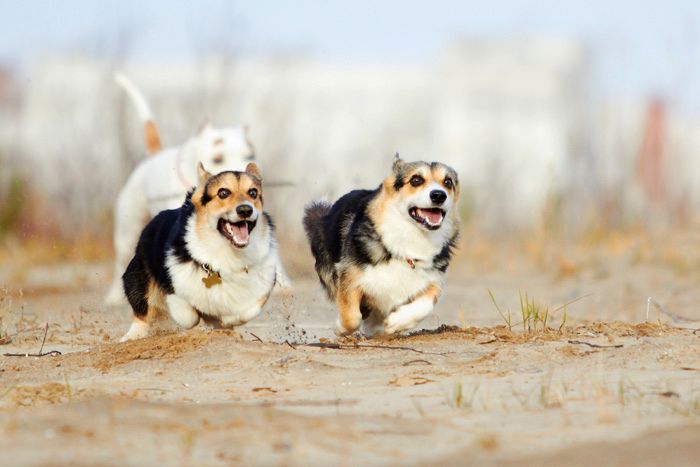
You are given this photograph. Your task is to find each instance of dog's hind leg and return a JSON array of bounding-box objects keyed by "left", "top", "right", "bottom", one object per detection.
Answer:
[
  {"left": 166, "top": 295, "right": 201, "bottom": 330},
  {"left": 384, "top": 283, "right": 441, "bottom": 335},
  {"left": 120, "top": 257, "right": 153, "bottom": 341},
  {"left": 335, "top": 269, "right": 363, "bottom": 336},
  {"left": 106, "top": 179, "right": 150, "bottom": 306}
]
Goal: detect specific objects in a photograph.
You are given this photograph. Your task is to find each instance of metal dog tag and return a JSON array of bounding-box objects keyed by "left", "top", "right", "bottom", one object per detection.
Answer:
[{"left": 202, "top": 271, "right": 222, "bottom": 288}]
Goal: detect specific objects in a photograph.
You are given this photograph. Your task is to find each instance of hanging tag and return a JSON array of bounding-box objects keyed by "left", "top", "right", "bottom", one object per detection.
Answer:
[{"left": 202, "top": 270, "right": 222, "bottom": 288}]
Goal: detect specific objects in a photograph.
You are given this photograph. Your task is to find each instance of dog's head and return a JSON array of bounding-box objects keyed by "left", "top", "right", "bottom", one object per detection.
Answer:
[
  {"left": 189, "top": 123, "right": 255, "bottom": 173},
  {"left": 193, "top": 162, "right": 263, "bottom": 249},
  {"left": 383, "top": 154, "right": 459, "bottom": 232}
]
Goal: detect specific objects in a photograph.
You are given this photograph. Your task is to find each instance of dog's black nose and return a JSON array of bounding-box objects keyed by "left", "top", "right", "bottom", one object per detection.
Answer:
[
  {"left": 430, "top": 190, "right": 447, "bottom": 205},
  {"left": 236, "top": 205, "right": 253, "bottom": 218}
]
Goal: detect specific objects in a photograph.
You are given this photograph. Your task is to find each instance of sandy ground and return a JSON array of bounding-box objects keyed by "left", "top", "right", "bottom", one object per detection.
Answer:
[{"left": 1, "top": 232, "right": 700, "bottom": 466}]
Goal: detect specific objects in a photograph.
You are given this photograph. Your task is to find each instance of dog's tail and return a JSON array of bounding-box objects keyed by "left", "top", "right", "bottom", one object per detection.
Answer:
[
  {"left": 303, "top": 201, "right": 330, "bottom": 245},
  {"left": 303, "top": 200, "right": 336, "bottom": 297},
  {"left": 115, "top": 73, "right": 163, "bottom": 155}
]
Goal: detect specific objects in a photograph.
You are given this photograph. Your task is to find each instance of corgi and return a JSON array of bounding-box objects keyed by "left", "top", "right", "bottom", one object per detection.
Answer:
[
  {"left": 120, "top": 162, "right": 279, "bottom": 341},
  {"left": 105, "top": 73, "right": 290, "bottom": 307},
  {"left": 303, "top": 154, "right": 459, "bottom": 336}
]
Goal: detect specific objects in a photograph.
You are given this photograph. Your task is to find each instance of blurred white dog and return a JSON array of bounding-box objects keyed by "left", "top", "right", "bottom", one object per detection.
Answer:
[{"left": 105, "top": 74, "right": 290, "bottom": 306}]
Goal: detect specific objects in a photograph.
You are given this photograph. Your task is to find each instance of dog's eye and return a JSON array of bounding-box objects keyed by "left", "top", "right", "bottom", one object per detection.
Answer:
[
  {"left": 217, "top": 188, "right": 231, "bottom": 199},
  {"left": 248, "top": 188, "right": 258, "bottom": 199},
  {"left": 409, "top": 175, "right": 424, "bottom": 187},
  {"left": 244, "top": 154, "right": 255, "bottom": 161},
  {"left": 444, "top": 177, "right": 454, "bottom": 189}
]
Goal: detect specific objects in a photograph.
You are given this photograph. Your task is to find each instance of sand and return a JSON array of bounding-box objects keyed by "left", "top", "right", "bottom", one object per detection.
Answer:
[{"left": 1, "top": 234, "right": 700, "bottom": 465}]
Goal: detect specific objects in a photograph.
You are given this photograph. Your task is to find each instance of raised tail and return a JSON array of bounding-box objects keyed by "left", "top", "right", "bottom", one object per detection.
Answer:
[
  {"left": 303, "top": 201, "right": 335, "bottom": 298},
  {"left": 115, "top": 72, "right": 162, "bottom": 155}
]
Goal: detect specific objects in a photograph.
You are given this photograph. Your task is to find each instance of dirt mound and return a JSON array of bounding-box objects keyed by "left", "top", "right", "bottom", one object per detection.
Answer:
[{"left": 87, "top": 330, "right": 213, "bottom": 372}]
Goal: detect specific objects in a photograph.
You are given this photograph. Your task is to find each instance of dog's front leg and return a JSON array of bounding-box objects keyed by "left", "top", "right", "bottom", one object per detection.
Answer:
[
  {"left": 384, "top": 283, "right": 441, "bottom": 334},
  {"left": 166, "top": 295, "right": 201, "bottom": 329}
]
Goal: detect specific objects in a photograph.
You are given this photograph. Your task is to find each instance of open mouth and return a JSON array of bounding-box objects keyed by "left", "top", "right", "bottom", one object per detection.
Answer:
[
  {"left": 408, "top": 207, "right": 445, "bottom": 230},
  {"left": 217, "top": 218, "right": 257, "bottom": 248}
]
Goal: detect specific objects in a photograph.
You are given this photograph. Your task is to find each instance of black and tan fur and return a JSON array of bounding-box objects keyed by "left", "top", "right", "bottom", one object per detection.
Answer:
[
  {"left": 304, "top": 155, "right": 459, "bottom": 336},
  {"left": 121, "top": 162, "right": 281, "bottom": 341}
]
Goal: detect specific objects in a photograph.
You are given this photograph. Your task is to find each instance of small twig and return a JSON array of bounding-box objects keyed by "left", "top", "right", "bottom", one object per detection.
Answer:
[
  {"left": 284, "top": 340, "right": 297, "bottom": 350},
  {"left": 402, "top": 359, "right": 432, "bottom": 366},
  {"left": 653, "top": 391, "right": 680, "bottom": 398},
  {"left": 247, "top": 331, "right": 263, "bottom": 343},
  {"left": 303, "top": 342, "right": 446, "bottom": 356},
  {"left": 3, "top": 350, "right": 62, "bottom": 357},
  {"left": 3, "top": 323, "right": 62, "bottom": 357},
  {"left": 568, "top": 340, "right": 623, "bottom": 349},
  {"left": 38, "top": 323, "right": 48, "bottom": 355}
]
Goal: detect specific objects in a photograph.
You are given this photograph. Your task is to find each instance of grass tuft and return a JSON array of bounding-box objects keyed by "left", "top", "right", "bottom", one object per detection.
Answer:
[{"left": 488, "top": 290, "right": 590, "bottom": 334}]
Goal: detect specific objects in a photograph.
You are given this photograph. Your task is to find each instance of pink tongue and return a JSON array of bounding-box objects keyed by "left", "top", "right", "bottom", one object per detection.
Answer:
[
  {"left": 419, "top": 208, "right": 442, "bottom": 225},
  {"left": 230, "top": 222, "right": 249, "bottom": 244}
]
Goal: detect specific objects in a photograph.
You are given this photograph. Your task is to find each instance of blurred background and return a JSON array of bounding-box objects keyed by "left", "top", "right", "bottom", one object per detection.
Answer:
[{"left": 1, "top": 0, "right": 700, "bottom": 269}]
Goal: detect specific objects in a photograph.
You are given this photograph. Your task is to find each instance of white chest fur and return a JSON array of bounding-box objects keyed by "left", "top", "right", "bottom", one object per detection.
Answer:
[
  {"left": 166, "top": 253, "right": 276, "bottom": 323},
  {"left": 164, "top": 215, "right": 278, "bottom": 325},
  {"left": 355, "top": 259, "right": 442, "bottom": 316}
]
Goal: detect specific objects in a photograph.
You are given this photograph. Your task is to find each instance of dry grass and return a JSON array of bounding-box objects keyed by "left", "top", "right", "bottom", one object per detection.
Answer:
[{"left": 487, "top": 289, "right": 584, "bottom": 334}]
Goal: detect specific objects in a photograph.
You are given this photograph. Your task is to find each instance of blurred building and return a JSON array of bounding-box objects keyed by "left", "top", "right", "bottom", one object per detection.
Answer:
[{"left": 6, "top": 39, "right": 696, "bottom": 237}]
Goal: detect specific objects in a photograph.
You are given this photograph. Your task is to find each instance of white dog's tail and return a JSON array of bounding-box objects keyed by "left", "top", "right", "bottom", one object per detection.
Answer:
[{"left": 115, "top": 72, "right": 162, "bottom": 155}]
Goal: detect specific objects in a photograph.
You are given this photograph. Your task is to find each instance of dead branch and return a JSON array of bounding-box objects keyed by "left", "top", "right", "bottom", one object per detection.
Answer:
[
  {"left": 567, "top": 339, "right": 623, "bottom": 349},
  {"left": 303, "top": 342, "right": 446, "bottom": 356},
  {"left": 3, "top": 323, "right": 62, "bottom": 357},
  {"left": 247, "top": 331, "right": 263, "bottom": 343},
  {"left": 402, "top": 359, "right": 432, "bottom": 366}
]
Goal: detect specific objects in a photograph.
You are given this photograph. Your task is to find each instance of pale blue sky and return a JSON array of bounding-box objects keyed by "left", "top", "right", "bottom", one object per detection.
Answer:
[{"left": 2, "top": 0, "right": 700, "bottom": 109}]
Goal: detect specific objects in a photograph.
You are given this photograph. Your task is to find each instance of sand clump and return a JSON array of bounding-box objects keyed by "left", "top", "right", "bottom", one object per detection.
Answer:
[{"left": 88, "top": 331, "right": 213, "bottom": 372}]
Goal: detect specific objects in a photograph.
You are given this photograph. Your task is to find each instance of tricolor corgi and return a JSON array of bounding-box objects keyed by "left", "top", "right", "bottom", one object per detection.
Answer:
[
  {"left": 303, "top": 154, "right": 459, "bottom": 336},
  {"left": 121, "top": 162, "right": 280, "bottom": 341},
  {"left": 105, "top": 73, "right": 291, "bottom": 307}
]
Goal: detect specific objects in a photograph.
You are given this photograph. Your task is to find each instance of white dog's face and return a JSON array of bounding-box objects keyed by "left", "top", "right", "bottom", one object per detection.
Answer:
[{"left": 190, "top": 124, "right": 255, "bottom": 174}]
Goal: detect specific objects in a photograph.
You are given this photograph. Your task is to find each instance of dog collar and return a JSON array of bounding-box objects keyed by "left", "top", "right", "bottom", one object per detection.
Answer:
[{"left": 199, "top": 262, "right": 249, "bottom": 288}]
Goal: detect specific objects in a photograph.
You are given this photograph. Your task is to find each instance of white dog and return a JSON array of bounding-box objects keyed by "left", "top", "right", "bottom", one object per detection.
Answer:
[{"left": 105, "top": 74, "right": 290, "bottom": 306}]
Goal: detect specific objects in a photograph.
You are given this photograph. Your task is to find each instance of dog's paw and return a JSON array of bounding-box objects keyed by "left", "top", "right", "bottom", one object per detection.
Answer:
[
  {"left": 334, "top": 318, "right": 358, "bottom": 337},
  {"left": 120, "top": 319, "right": 150, "bottom": 342},
  {"left": 383, "top": 312, "right": 418, "bottom": 335}
]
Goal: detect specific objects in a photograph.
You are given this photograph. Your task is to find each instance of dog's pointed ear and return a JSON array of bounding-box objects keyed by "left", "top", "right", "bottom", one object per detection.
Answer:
[
  {"left": 197, "top": 162, "right": 212, "bottom": 186},
  {"left": 392, "top": 152, "right": 405, "bottom": 173},
  {"left": 245, "top": 162, "right": 262, "bottom": 179}
]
